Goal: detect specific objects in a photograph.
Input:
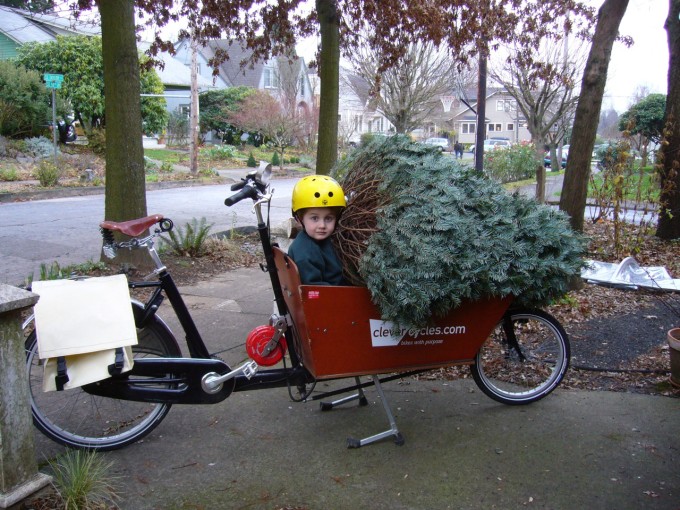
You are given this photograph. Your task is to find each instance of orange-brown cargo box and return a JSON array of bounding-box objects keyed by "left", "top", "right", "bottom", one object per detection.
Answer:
[{"left": 273, "top": 247, "right": 512, "bottom": 379}]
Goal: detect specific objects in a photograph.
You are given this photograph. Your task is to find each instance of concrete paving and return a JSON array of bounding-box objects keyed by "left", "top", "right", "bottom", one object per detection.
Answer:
[{"left": 27, "top": 266, "right": 680, "bottom": 510}]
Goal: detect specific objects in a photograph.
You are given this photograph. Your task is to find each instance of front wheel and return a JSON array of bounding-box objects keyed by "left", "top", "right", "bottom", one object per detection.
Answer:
[
  {"left": 26, "top": 305, "right": 182, "bottom": 450},
  {"left": 470, "top": 308, "right": 570, "bottom": 405}
]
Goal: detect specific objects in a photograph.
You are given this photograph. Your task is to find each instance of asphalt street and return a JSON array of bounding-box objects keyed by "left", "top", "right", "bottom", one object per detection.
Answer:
[{"left": 0, "top": 174, "right": 297, "bottom": 287}]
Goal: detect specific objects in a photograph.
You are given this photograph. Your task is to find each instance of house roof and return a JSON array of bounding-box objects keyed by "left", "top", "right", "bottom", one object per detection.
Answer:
[
  {"left": 0, "top": 6, "right": 99, "bottom": 44},
  {"left": 138, "top": 41, "right": 216, "bottom": 89},
  {"left": 192, "top": 39, "right": 305, "bottom": 89}
]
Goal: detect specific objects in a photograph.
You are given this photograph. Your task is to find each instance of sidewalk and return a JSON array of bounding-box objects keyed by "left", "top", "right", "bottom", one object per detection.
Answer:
[{"left": 27, "top": 266, "right": 680, "bottom": 510}]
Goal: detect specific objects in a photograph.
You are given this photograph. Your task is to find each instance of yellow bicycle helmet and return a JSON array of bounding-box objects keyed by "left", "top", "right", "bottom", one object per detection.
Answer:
[{"left": 291, "top": 175, "right": 346, "bottom": 214}]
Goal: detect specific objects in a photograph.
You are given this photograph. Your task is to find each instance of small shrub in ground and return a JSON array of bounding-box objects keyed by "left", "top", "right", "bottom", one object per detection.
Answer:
[
  {"left": 87, "top": 128, "right": 106, "bottom": 155},
  {"left": 48, "top": 448, "right": 120, "bottom": 510},
  {"left": 146, "top": 173, "right": 159, "bottom": 183},
  {"left": 167, "top": 110, "right": 189, "bottom": 146},
  {"left": 483, "top": 142, "right": 536, "bottom": 183},
  {"left": 23, "top": 136, "right": 55, "bottom": 158},
  {"left": 271, "top": 151, "right": 280, "bottom": 166},
  {"left": 160, "top": 217, "right": 214, "bottom": 257},
  {"left": 298, "top": 154, "right": 315, "bottom": 169},
  {"left": 159, "top": 161, "right": 174, "bottom": 173},
  {"left": 144, "top": 156, "right": 159, "bottom": 173},
  {"left": 0, "top": 61, "right": 51, "bottom": 138},
  {"left": 247, "top": 151, "right": 257, "bottom": 167},
  {"left": 0, "top": 166, "right": 19, "bottom": 181},
  {"left": 35, "top": 159, "right": 60, "bottom": 186},
  {"left": 197, "top": 167, "right": 219, "bottom": 177},
  {"left": 203, "top": 144, "right": 236, "bottom": 160},
  {"left": 588, "top": 138, "right": 660, "bottom": 258}
]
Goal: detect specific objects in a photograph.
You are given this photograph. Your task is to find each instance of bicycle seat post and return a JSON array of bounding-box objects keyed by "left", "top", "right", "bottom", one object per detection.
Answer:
[{"left": 143, "top": 236, "right": 167, "bottom": 273}]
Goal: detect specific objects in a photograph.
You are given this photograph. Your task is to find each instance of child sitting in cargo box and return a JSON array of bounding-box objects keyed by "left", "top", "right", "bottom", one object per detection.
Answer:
[{"left": 287, "top": 175, "right": 346, "bottom": 286}]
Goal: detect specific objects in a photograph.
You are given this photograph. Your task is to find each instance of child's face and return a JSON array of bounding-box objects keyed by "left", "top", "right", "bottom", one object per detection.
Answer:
[{"left": 300, "top": 207, "right": 337, "bottom": 241}]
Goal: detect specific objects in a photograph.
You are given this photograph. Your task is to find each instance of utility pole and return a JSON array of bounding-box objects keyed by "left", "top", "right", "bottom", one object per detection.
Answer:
[{"left": 190, "top": 36, "right": 199, "bottom": 175}]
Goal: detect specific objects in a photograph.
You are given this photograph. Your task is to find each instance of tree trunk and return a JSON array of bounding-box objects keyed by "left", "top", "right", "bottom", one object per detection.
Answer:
[
  {"left": 190, "top": 37, "right": 199, "bottom": 175},
  {"left": 558, "top": 0, "right": 629, "bottom": 231},
  {"left": 535, "top": 144, "right": 546, "bottom": 203},
  {"left": 99, "top": 0, "right": 148, "bottom": 267},
  {"left": 656, "top": 0, "right": 680, "bottom": 239},
  {"left": 474, "top": 50, "right": 487, "bottom": 173},
  {"left": 315, "top": 0, "right": 340, "bottom": 175}
]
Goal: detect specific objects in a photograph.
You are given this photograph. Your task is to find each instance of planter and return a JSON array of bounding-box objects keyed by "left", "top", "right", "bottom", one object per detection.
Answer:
[{"left": 667, "top": 328, "right": 680, "bottom": 388}]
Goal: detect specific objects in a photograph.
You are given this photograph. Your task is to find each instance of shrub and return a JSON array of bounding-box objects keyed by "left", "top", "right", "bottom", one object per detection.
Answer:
[
  {"left": 0, "top": 167, "right": 19, "bottom": 181},
  {"left": 271, "top": 151, "right": 280, "bottom": 166},
  {"left": 160, "top": 217, "right": 214, "bottom": 257},
  {"left": 159, "top": 161, "right": 174, "bottom": 173},
  {"left": 298, "top": 154, "right": 315, "bottom": 169},
  {"left": 48, "top": 449, "right": 120, "bottom": 510},
  {"left": 483, "top": 142, "right": 536, "bottom": 183},
  {"left": 588, "top": 138, "right": 659, "bottom": 257},
  {"left": 247, "top": 151, "right": 257, "bottom": 167},
  {"left": 23, "top": 136, "right": 55, "bottom": 158},
  {"left": 0, "top": 61, "right": 50, "bottom": 138},
  {"left": 87, "top": 128, "right": 106, "bottom": 156},
  {"left": 35, "top": 159, "right": 61, "bottom": 186},
  {"left": 167, "top": 110, "right": 189, "bottom": 146},
  {"left": 203, "top": 144, "right": 236, "bottom": 160}
]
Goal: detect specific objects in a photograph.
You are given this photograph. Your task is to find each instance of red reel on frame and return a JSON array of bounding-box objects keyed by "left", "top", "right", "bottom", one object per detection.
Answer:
[{"left": 246, "top": 325, "right": 287, "bottom": 366}]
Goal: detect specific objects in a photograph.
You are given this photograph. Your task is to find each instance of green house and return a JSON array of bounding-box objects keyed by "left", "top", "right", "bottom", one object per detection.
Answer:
[{"left": 0, "top": 6, "right": 99, "bottom": 60}]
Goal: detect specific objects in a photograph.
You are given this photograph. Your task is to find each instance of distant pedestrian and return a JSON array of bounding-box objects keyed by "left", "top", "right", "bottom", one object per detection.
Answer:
[{"left": 454, "top": 142, "right": 464, "bottom": 159}]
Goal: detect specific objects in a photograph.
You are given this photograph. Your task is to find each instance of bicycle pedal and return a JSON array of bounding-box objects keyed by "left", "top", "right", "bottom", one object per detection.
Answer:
[{"left": 242, "top": 360, "right": 259, "bottom": 379}]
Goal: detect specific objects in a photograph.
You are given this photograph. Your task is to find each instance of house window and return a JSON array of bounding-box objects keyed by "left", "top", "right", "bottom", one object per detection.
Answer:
[
  {"left": 488, "top": 123, "right": 502, "bottom": 132},
  {"left": 461, "top": 122, "right": 476, "bottom": 134},
  {"left": 497, "top": 99, "right": 516, "bottom": 112},
  {"left": 179, "top": 104, "right": 190, "bottom": 117},
  {"left": 507, "top": 123, "right": 514, "bottom": 131},
  {"left": 264, "top": 67, "right": 278, "bottom": 88},
  {"left": 299, "top": 76, "right": 305, "bottom": 97}
]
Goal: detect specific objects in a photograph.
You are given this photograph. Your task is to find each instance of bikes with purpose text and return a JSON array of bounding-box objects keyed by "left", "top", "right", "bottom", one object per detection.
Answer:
[{"left": 24, "top": 166, "right": 570, "bottom": 451}]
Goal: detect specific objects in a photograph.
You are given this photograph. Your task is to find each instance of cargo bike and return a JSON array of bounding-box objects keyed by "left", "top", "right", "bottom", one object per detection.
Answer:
[{"left": 24, "top": 166, "right": 570, "bottom": 451}]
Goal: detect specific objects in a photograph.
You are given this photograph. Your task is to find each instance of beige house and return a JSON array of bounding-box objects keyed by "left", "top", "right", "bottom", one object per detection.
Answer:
[{"left": 424, "top": 87, "right": 532, "bottom": 147}]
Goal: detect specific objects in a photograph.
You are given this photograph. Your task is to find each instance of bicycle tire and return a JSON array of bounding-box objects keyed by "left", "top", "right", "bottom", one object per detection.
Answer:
[
  {"left": 25, "top": 303, "right": 182, "bottom": 450},
  {"left": 470, "top": 308, "right": 570, "bottom": 405}
]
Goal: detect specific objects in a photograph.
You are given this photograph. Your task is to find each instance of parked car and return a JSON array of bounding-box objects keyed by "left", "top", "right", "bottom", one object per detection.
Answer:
[
  {"left": 471, "top": 138, "right": 511, "bottom": 154},
  {"left": 422, "top": 137, "right": 450, "bottom": 151},
  {"left": 544, "top": 152, "right": 566, "bottom": 169}
]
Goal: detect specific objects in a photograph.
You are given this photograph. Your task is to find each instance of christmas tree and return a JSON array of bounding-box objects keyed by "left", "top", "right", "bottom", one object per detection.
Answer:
[{"left": 332, "top": 135, "right": 586, "bottom": 329}]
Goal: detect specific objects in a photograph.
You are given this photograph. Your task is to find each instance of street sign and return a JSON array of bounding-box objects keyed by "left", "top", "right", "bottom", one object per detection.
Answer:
[
  {"left": 43, "top": 73, "right": 63, "bottom": 82},
  {"left": 44, "top": 73, "right": 64, "bottom": 89}
]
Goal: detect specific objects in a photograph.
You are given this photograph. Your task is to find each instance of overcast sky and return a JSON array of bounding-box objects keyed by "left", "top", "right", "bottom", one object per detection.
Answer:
[
  {"left": 148, "top": 1, "right": 669, "bottom": 115},
  {"left": 604, "top": 0, "right": 668, "bottom": 113}
]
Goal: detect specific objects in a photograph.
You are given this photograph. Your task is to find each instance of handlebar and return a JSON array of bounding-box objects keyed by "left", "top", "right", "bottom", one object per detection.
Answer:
[
  {"left": 224, "top": 183, "right": 259, "bottom": 207},
  {"left": 224, "top": 163, "right": 272, "bottom": 207}
]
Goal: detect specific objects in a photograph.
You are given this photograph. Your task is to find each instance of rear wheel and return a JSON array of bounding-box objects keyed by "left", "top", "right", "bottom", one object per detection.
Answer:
[
  {"left": 26, "top": 306, "right": 181, "bottom": 450},
  {"left": 470, "top": 308, "right": 569, "bottom": 405}
]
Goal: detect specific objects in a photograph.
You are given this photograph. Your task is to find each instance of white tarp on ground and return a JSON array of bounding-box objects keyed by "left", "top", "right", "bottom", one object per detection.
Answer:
[{"left": 581, "top": 256, "right": 680, "bottom": 291}]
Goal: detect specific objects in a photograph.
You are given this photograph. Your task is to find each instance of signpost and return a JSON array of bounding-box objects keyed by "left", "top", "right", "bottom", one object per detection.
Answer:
[{"left": 44, "top": 74, "right": 64, "bottom": 165}]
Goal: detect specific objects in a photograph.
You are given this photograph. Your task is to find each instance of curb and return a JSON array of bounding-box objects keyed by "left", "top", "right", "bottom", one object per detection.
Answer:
[{"left": 0, "top": 178, "right": 234, "bottom": 204}]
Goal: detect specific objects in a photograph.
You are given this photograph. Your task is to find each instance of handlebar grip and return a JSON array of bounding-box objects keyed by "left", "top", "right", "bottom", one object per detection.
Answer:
[
  {"left": 225, "top": 185, "right": 256, "bottom": 207},
  {"left": 230, "top": 180, "right": 246, "bottom": 191}
]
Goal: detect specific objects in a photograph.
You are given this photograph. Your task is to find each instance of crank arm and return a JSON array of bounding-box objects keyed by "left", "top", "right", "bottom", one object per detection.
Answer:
[{"left": 202, "top": 360, "right": 259, "bottom": 394}]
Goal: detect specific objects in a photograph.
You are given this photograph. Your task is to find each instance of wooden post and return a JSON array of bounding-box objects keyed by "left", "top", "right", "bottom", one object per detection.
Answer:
[{"left": 0, "top": 285, "right": 51, "bottom": 508}]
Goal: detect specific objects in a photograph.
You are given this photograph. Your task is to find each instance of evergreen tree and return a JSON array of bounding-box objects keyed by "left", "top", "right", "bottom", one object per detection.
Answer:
[{"left": 333, "top": 136, "right": 587, "bottom": 329}]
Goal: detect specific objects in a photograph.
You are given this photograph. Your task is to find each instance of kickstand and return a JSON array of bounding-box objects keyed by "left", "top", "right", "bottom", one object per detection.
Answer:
[
  {"left": 320, "top": 377, "right": 369, "bottom": 411},
  {"left": 346, "top": 375, "right": 404, "bottom": 448}
]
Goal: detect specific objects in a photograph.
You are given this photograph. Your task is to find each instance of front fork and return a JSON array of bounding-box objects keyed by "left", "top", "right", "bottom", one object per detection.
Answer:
[{"left": 502, "top": 315, "right": 526, "bottom": 362}]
